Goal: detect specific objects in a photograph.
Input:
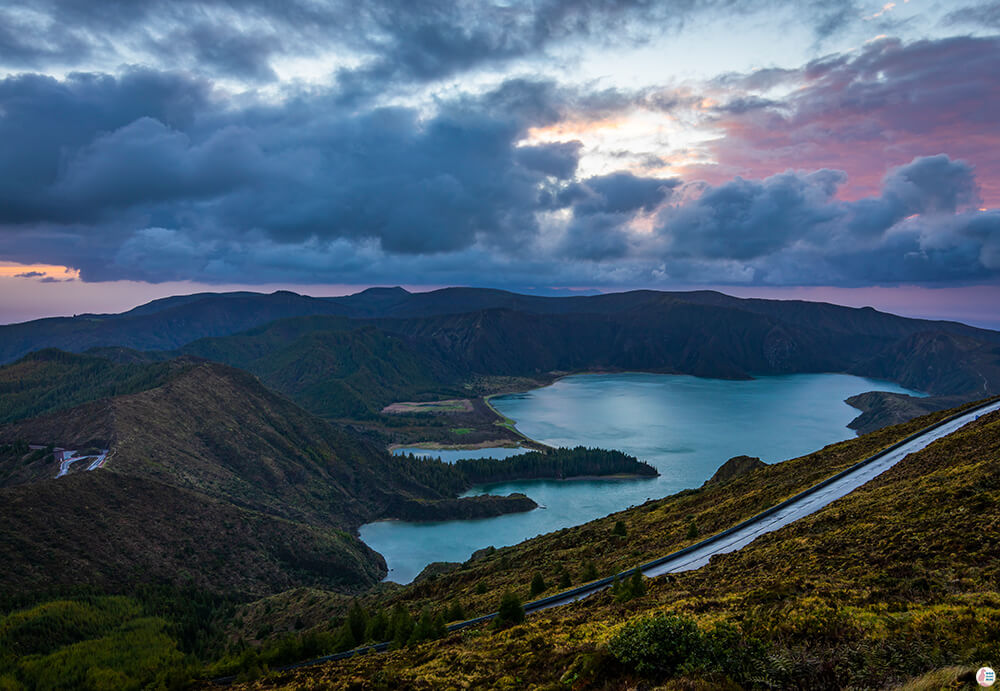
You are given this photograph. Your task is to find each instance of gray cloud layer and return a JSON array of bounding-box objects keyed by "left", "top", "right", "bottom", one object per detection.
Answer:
[
  {"left": 1, "top": 4, "right": 999, "bottom": 290},
  {"left": 1, "top": 60, "right": 997, "bottom": 289},
  {"left": 1, "top": 0, "right": 865, "bottom": 92}
]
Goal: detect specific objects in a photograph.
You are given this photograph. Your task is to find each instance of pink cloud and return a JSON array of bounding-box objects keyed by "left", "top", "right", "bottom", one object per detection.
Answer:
[{"left": 690, "top": 36, "right": 1000, "bottom": 206}]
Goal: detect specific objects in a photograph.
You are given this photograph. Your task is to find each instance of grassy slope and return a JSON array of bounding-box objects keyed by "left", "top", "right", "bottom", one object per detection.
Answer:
[
  {"left": 233, "top": 401, "right": 999, "bottom": 689},
  {"left": 0, "top": 472, "right": 385, "bottom": 596},
  {"left": 0, "top": 360, "right": 469, "bottom": 528}
]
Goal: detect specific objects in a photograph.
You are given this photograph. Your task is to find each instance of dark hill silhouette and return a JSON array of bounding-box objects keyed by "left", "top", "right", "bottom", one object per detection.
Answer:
[{"left": 2, "top": 287, "right": 999, "bottom": 429}]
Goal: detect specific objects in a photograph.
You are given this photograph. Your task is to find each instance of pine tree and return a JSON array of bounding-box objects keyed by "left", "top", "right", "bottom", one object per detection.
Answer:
[
  {"left": 337, "top": 620, "right": 356, "bottom": 650},
  {"left": 446, "top": 601, "right": 466, "bottom": 622},
  {"left": 581, "top": 560, "right": 599, "bottom": 582},
  {"left": 530, "top": 572, "right": 548, "bottom": 597},
  {"left": 388, "top": 604, "right": 414, "bottom": 648},
  {"left": 687, "top": 521, "right": 699, "bottom": 539},
  {"left": 629, "top": 568, "right": 645, "bottom": 598},
  {"left": 558, "top": 567, "right": 572, "bottom": 589},
  {"left": 432, "top": 611, "right": 448, "bottom": 639},
  {"left": 613, "top": 520, "right": 627, "bottom": 536},
  {"left": 613, "top": 568, "right": 646, "bottom": 603},
  {"left": 409, "top": 606, "right": 435, "bottom": 644},
  {"left": 494, "top": 590, "right": 525, "bottom": 628},
  {"left": 346, "top": 600, "right": 368, "bottom": 643},
  {"left": 365, "top": 609, "right": 388, "bottom": 641}
]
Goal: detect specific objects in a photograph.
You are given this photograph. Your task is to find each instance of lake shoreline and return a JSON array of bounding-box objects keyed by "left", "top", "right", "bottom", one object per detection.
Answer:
[
  {"left": 363, "top": 372, "right": 925, "bottom": 584},
  {"left": 394, "top": 368, "right": 922, "bottom": 454}
]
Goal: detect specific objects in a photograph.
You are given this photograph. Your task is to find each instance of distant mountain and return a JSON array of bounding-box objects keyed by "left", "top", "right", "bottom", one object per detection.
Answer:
[
  {"left": 5, "top": 285, "right": 997, "bottom": 364},
  {"left": 0, "top": 291, "right": 352, "bottom": 364},
  {"left": 3, "top": 287, "right": 999, "bottom": 430}
]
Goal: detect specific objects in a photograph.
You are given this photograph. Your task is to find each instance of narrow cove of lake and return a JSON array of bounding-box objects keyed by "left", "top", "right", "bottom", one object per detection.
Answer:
[{"left": 360, "top": 372, "right": 923, "bottom": 584}]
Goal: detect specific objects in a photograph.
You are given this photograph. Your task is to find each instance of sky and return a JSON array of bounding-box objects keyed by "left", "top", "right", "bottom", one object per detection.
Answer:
[{"left": 1, "top": 0, "right": 999, "bottom": 327}]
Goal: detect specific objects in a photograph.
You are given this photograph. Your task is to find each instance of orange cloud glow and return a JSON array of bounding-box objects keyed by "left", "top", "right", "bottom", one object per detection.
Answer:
[{"left": 0, "top": 262, "right": 80, "bottom": 281}]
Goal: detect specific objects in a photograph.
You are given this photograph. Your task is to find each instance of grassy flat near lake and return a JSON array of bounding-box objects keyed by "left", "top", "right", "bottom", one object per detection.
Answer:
[
  {"left": 381, "top": 399, "right": 474, "bottom": 414},
  {"left": 221, "top": 402, "right": 1000, "bottom": 690}
]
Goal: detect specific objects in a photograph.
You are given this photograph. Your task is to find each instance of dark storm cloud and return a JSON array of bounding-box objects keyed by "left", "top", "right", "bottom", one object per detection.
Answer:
[
  {"left": 0, "top": 69, "right": 213, "bottom": 224},
  {"left": 558, "top": 173, "right": 680, "bottom": 260},
  {"left": 1, "top": 0, "right": 865, "bottom": 89},
  {"left": 1, "top": 59, "right": 998, "bottom": 289},
  {"left": 663, "top": 170, "right": 846, "bottom": 260},
  {"left": 574, "top": 173, "right": 678, "bottom": 215},
  {"left": 3, "top": 25, "right": 999, "bottom": 291},
  {"left": 0, "top": 69, "right": 616, "bottom": 280},
  {"left": 653, "top": 155, "right": 994, "bottom": 285},
  {"left": 515, "top": 142, "right": 583, "bottom": 179},
  {"left": 880, "top": 155, "right": 979, "bottom": 215}
]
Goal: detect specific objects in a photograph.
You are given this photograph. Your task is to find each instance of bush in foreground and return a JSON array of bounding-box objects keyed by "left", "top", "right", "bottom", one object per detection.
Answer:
[{"left": 607, "top": 612, "right": 766, "bottom": 684}]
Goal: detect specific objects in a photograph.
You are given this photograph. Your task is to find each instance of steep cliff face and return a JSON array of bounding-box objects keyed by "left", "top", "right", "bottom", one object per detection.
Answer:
[
  {"left": 762, "top": 326, "right": 801, "bottom": 370},
  {"left": 850, "top": 330, "right": 999, "bottom": 397}
]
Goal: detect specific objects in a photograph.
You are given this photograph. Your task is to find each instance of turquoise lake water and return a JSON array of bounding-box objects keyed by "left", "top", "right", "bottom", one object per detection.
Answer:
[{"left": 360, "top": 372, "right": 922, "bottom": 584}]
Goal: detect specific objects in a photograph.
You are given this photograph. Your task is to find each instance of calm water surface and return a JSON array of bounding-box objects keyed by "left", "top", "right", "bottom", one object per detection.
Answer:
[{"left": 361, "top": 373, "right": 922, "bottom": 583}]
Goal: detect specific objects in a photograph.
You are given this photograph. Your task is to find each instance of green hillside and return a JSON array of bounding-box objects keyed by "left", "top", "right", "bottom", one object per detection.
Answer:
[
  {"left": 178, "top": 317, "right": 461, "bottom": 418},
  {"left": 0, "top": 472, "right": 386, "bottom": 596},
  {"left": 0, "top": 359, "right": 525, "bottom": 600},
  {"left": 0, "top": 358, "right": 654, "bottom": 605},
  {"left": 0, "top": 349, "right": 188, "bottom": 425}
]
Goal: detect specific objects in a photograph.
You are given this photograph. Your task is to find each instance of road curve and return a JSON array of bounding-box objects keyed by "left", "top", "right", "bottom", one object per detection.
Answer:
[
  {"left": 212, "top": 397, "right": 1000, "bottom": 682},
  {"left": 533, "top": 396, "right": 1000, "bottom": 608}
]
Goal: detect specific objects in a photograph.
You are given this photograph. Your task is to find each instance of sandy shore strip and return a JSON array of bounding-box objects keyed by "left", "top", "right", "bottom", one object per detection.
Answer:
[{"left": 388, "top": 438, "right": 526, "bottom": 452}]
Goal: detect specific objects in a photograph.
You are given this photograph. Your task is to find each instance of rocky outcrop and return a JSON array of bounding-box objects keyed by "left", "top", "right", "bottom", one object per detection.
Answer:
[
  {"left": 703, "top": 455, "right": 766, "bottom": 487},
  {"left": 845, "top": 391, "right": 964, "bottom": 435},
  {"left": 413, "top": 561, "right": 462, "bottom": 583}
]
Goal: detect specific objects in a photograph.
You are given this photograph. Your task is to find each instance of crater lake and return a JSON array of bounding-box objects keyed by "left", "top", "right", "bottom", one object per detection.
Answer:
[{"left": 360, "top": 372, "right": 923, "bottom": 583}]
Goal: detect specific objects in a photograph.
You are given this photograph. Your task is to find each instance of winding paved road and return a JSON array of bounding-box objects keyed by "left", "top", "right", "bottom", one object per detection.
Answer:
[
  {"left": 214, "top": 397, "right": 1000, "bottom": 681},
  {"left": 532, "top": 397, "right": 1000, "bottom": 609}
]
